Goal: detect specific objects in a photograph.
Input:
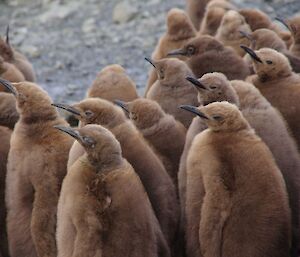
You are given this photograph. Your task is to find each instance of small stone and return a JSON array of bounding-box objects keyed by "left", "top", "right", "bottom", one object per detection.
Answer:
[
  {"left": 82, "top": 18, "right": 97, "bottom": 34},
  {"left": 113, "top": 1, "right": 138, "bottom": 24},
  {"left": 20, "top": 45, "right": 40, "bottom": 58}
]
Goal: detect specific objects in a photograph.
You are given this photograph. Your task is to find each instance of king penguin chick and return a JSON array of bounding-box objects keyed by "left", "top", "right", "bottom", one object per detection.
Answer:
[
  {"left": 0, "top": 28, "right": 36, "bottom": 82},
  {"left": 145, "top": 57, "right": 198, "bottom": 128},
  {"left": 0, "top": 79, "right": 73, "bottom": 257},
  {"left": 52, "top": 98, "right": 179, "bottom": 251},
  {"left": 87, "top": 64, "right": 139, "bottom": 102},
  {"left": 186, "top": 0, "right": 211, "bottom": 30},
  {"left": 0, "top": 92, "right": 18, "bottom": 129},
  {"left": 276, "top": 16, "right": 300, "bottom": 58},
  {"left": 168, "top": 35, "right": 250, "bottom": 80},
  {"left": 145, "top": 8, "right": 196, "bottom": 95},
  {"left": 199, "top": 0, "right": 236, "bottom": 36},
  {"left": 0, "top": 56, "right": 25, "bottom": 84},
  {"left": 56, "top": 124, "right": 170, "bottom": 257},
  {"left": 182, "top": 101, "right": 291, "bottom": 257},
  {"left": 0, "top": 126, "right": 12, "bottom": 257},
  {"left": 243, "top": 46, "right": 300, "bottom": 148},
  {"left": 215, "top": 10, "right": 252, "bottom": 56},
  {"left": 115, "top": 98, "right": 187, "bottom": 188},
  {"left": 240, "top": 28, "right": 300, "bottom": 73}
]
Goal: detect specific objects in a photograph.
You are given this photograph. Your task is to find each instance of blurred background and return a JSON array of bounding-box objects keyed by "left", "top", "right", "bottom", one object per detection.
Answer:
[{"left": 0, "top": 0, "right": 299, "bottom": 102}]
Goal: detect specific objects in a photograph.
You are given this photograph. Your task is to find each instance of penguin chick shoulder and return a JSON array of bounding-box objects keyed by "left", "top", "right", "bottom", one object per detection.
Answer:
[{"left": 56, "top": 124, "right": 170, "bottom": 257}]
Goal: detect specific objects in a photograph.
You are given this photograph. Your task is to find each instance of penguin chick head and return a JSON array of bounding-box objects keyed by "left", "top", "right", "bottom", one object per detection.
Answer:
[
  {"left": 241, "top": 46, "right": 292, "bottom": 81},
  {"left": 0, "top": 37, "right": 13, "bottom": 61},
  {"left": 239, "top": 9, "right": 271, "bottom": 31},
  {"left": 180, "top": 101, "right": 249, "bottom": 132},
  {"left": 217, "top": 10, "right": 251, "bottom": 40},
  {"left": 0, "top": 79, "right": 57, "bottom": 121},
  {"left": 99, "top": 64, "right": 125, "bottom": 75},
  {"left": 276, "top": 16, "right": 300, "bottom": 43},
  {"left": 145, "top": 57, "right": 193, "bottom": 85},
  {"left": 52, "top": 98, "right": 126, "bottom": 128},
  {"left": 186, "top": 72, "right": 239, "bottom": 106},
  {"left": 55, "top": 124, "right": 123, "bottom": 170},
  {"left": 166, "top": 8, "right": 196, "bottom": 39},
  {"left": 115, "top": 98, "right": 165, "bottom": 130},
  {"left": 167, "top": 35, "right": 224, "bottom": 58},
  {"left": 241, "top": 29, "right": 287, "bottom": 52}
]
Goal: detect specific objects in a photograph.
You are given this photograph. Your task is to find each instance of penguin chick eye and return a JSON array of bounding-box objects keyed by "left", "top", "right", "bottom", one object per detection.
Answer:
[
  {"left": 85, "top": 110, "right": 94, "bottom": 117},
  {"left": 266, "top": 60, "right": 273, "bottom": 65},
  {"left": 209, "top": 86, "right": 217, "bottom": 90},
  {"left": 187, "top": 45, "right": 195, "bottom": 55},
  {"left": 82, "top": 136, "right": 96, "bottom": 148},
  {"left": 212, "top": 115, "right": 223, "bottom": 121}
]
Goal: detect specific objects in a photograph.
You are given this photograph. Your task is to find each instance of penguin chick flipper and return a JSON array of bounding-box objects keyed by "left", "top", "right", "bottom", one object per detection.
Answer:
[
  {"left": 72, "top": 209, "right": 103, "bottom": 257},
  {"left": 31, "top": 177, "right": 58, "bottom": 257}
]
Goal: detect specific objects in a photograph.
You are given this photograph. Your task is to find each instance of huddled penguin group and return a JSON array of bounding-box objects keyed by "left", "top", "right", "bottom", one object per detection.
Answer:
[{"left": 1, "top": 0, "right": 300, "bottom": 256}]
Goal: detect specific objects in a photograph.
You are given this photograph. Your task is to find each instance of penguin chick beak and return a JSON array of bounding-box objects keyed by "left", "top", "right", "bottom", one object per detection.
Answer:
[
  {"left": 0, "top": 78, "right": 18, "bottom": 96},
  {"left": 186, "top": 76, "right": 207, "bottom": 90},
  {"left": 51, "top": 103, "right": 81, "bottom": 116},
  {"left": 114, "top": 100, "right": 129, "bottom": 113},
  {"left": 239, "top": 30, "right": 253, "bottom": 41},
  {"left": 54, "top": 125, "right": 83, "bottom": 142},
  {"left": 144, "top": 57, "right": 156, "bottom": 68},
  {"left": 240, "top": 45, "right": 262, "bottom": 63},
  {"left": 179, "top": 105, "right": 209, "bottom": 119},
  {"left": 275, "top": 17, "right": 291, "bottom": 31},
  {"left": 6, "top": 24, "right": 10, "bottom": 45},
  {"left": 167, "top": 48, "right": 187, "bottom": 57}
]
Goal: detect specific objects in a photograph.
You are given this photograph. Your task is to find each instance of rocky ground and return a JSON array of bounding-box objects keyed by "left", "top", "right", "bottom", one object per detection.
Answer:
[{"left": 0, "top": 0, "right": 300, "bottom": 103}]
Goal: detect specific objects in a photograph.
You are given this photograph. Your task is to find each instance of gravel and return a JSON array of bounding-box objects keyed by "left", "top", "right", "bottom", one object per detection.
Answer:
[{"left": 0, "top": 0, "right": 300, "bottom": 103}]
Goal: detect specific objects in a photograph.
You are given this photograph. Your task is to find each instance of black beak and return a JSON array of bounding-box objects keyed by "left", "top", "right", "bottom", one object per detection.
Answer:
[
  {"left": 114, "top": 100, "right": 129, "bottom": 113},
  {"left": 186, "top": 76, "right": 207, "bottom": 90},
  {"left": 239, "top": 30, "right": 253, "bottom": 41},
  {"left": 167, "top": 48, "right": 188, "bottom": 57},
  {"left": 54, "top": 125, "right": 83, "bottom": 142},
  {"left": 6, "top": 24, "right": 10, "bottom": 46},
  {"left": 240, "top": 45, "right": 262, "bottom": 63},
  {"left": 51, "top": 103, "right": 81, "bottom": 116},
  {"left": 179, "top": 105, "right": 209, "bottom": 119},
  {"left": 275, "top": 17, "right": 291, "bottom": 31},
  {"left": 0, "top": 78, "right": 17, "bottom": 96},
  {"left": 144, "top": 57, "right": 156, "bottom": 68}
]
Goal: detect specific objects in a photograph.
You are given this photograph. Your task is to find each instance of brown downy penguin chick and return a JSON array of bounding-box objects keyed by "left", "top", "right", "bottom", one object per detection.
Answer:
[
  {"left": 145, "top": 8, "right": 196, "bottom": 95},
  {"left": 115, "top": 98, "right": 187, "bottom": 187},
  {"left": 276, "top": 16, "right": 300, "bottom": 58},
  {"left": 52, "top": 98, "right": 179, "bottom": 250},
  {"left": 145, "top": 57, "right": 198, "bottom": 128},
  {"left": 0, "top": 126, "right": 12, "bottom": 257},
  {"left": 215, "top": 10, "right": 252, "bottom": 56},
  {"left": 181, "top": 101, "right": 291, "bottom": 257},
  {"left": 0, "top": 27, "right": 36, "bottom": 82},
  {"left": 240, "top": 28, "right": 300, "bottom": 73},
  {"left": 168, "top": 35, "right": 250, "bottom": 80},
  {"left": 186, "top": 0, "right": 211, "bottom": 30},
  {"left": 55, "top": 124, "right": 170, "bottom": 257},
  {"left": 0, "top": 92, "right": 18, "bottom": 129},
  {"left": 0, "top": 79, "right": 74, "bottom": 257},
  {"left": 178, "top": 73, "right": 239, "bottom": 221},
  {"left": 199, "top": 0, "right": 236, "bottom": 36},
  {"left": 231, "top": 80, "right": 300, "bottom": 257},
  {"left": 87, "top": 64, "right": 139, "bottom": 102},
  {"left": 0, "top": 56, "right": 25, "bottom": 84},
  {"left": 243, "top": 46, "right": 300, "bottom": 147}
]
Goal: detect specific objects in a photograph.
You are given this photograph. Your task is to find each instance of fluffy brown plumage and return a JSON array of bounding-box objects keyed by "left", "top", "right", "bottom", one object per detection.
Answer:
[
  {"left": 145, "top": 8, "right": 196, "bottom": 95},
  {"left": 0, "top": 92, "right": 18, "bottom": 129},
  {"left": 145, "top": 58, "right": 198, "bottom": 128},
  {"left": 56, "top": 124, "right": 170, "bottom": 257},
  {"left": 52, "top": 98, "right": 179, "bottom": 250},
  {"left": 168, "top": 35, "right": 250, "bottom": 80},
  {"left": 0, "top": 79, "right": 73, "bottom": 257},
  {"left": 186, "top": 0, "right": 211, "bottom": 30},
  {"left": 87, "top": 64, "right": 139, "bottom": 102},
  {"left": 0, "top": 56, "right": 25, "bottom": 84},
  {"left": 183, "top": 101, "right": 291, "bottom": 257}
]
